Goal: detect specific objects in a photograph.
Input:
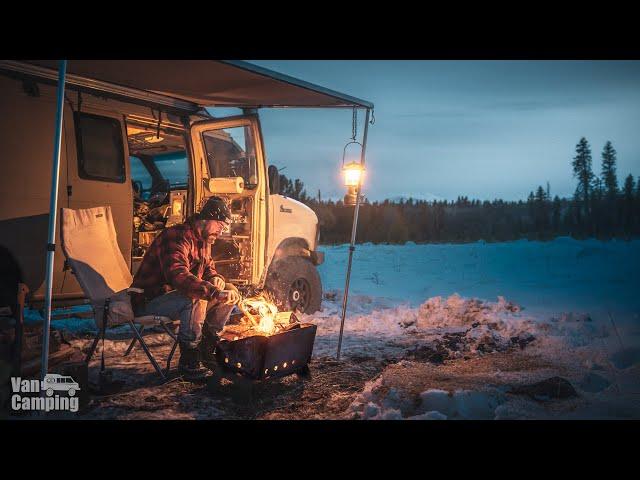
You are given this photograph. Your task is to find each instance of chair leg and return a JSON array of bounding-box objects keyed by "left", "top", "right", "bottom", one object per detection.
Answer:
[
  {"left": 124, "top": 325, "right": 144, "bottom": 356},
  {"left": 128, "top": 319, "right": 166, "bottom": 381},
  {"left": 85, "top": 334, "right": 100, "bottom": 364},
  {"left": 160, "top": 322, "right": 179, "bottom": 374},
  {"left": 159, "top": 321, "right": 177, "bottom": 340},
  {"left": 166, "top": 338, "right": 179, "bottom": 375}
]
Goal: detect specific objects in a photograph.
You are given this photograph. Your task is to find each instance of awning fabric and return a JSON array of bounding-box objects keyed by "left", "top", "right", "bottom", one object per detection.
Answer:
[{"left": 25, "top": 60, "right": 373, "bottom": 110}]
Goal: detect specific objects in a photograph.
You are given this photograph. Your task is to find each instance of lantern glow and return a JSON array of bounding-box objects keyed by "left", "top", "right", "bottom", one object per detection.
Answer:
[{"left": 343, "top": 161, "right": 364, "bottom": 187}]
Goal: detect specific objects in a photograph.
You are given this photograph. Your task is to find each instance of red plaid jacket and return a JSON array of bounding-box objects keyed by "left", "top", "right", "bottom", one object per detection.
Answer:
[{"left": 131, "top": 221, "right": 224, "bottom": 302}]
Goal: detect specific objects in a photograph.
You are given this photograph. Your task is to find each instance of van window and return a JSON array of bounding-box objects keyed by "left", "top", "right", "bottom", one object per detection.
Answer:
[
  {"left": 203, "top": 125, "right": 258, "bottom": 188},
  {"left": 75, "top": 113, "right": 126, "bottom": 183},
  {"left": 153, "top": 152, "right": 189, "bottom": 188}
]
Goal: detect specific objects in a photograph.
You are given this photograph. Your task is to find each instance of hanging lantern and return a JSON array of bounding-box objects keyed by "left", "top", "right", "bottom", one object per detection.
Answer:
[{"left": 342, "top": 141, "right": 365, "bottom": 206}]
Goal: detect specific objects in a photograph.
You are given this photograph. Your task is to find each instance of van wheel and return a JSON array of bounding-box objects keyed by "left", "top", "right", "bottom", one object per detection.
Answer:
[
  {"left": 68, "top": 389, "right": 76, "bottom": 397},
  {"left": 46, "top": 388, "right": 54, "bottom": 397},
  {"left": 266, "top": 257, "right": 322, "bottom": 314}
]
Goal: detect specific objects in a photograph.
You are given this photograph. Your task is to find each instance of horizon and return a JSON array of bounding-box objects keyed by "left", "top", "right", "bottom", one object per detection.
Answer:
[{"left": 210, "top": 60, "right": 640, "bottom": 203}]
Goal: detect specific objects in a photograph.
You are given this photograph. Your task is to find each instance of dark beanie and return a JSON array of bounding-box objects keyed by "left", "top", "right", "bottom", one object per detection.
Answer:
[{"left": 198, "top": 196, "right": 231, "bottom": 222}]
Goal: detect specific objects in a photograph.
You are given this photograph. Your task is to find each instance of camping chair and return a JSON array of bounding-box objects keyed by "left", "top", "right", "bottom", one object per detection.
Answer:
[{"left": 60, "top": 206, "right": 178, "bottom": 381}]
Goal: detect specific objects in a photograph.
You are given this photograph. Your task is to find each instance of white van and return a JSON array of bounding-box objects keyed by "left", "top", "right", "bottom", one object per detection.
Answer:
[{"left": 0, "top": 61, "right": 373, "bottom": 314}]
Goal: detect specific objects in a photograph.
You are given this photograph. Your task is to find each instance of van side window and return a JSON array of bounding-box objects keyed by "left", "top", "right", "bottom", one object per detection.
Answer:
[{"left": 75, "top": 112, "right": 126, "bottom": 183}]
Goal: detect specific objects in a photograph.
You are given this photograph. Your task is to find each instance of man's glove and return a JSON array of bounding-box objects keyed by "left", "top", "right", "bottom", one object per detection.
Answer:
[
  {"left": 221, "top": 289, "right": 241, "bottom": 305},
  {"left": 211, "top": 276, "right": 225, "bottom": 291}
]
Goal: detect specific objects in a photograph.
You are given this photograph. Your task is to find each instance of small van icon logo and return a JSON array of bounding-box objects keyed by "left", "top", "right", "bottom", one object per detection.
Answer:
[{"left": 43, "top": 373, "right": 81, "bottom": 397}]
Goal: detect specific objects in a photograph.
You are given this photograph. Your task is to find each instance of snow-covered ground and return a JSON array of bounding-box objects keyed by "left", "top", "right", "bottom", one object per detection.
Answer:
[
  {"left": 35, "top": 237, "right": 640, "bottom": 420},
  {"left": 318, "top": 237, "right": 640, "bottom": 317},
  {"left": 309, "top": 237, "right": 640, "bottom": 357},
  {"left": 305, "top": 238, "right": 640, "bottom": 419}
]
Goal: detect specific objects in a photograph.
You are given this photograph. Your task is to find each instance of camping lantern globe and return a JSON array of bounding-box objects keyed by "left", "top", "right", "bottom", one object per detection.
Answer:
[{"left": 342, "top": 141, "right": 365, "bottom": 206}]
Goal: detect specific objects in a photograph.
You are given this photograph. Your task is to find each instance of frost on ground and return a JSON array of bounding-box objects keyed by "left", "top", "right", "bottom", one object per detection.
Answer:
[{"left": 30, "top": 238, "right": 640, "bottom": 420}]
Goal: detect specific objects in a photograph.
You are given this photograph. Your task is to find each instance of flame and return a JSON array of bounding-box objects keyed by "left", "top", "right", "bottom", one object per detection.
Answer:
[
  {"left": 220, "top": 293, "right": 294, "bottom": 340},
  {"left": 238, "top": 294, "right": 288, "bottom": 336}
]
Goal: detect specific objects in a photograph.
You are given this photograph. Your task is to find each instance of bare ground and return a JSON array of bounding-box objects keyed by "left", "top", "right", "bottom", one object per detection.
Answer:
[
  {"left": 63, "top": 333, "right": 390, "bottom": 420},
  {"left": 14, "top": 307, "right": 635, "bottom": 421}
]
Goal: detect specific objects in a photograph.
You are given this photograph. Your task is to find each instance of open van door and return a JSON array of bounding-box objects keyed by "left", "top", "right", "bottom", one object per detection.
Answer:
[{"left": 189, "top": 116, "right": 268, "bottom": 286}]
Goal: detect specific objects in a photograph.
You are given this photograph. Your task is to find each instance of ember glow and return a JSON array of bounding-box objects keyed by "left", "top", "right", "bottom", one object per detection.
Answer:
[
  {"left": 220, "top": 294, "right": 295, "bottom": 340},
  {"left": 241, "top": 295, "right": 279, "bottom": 334}
]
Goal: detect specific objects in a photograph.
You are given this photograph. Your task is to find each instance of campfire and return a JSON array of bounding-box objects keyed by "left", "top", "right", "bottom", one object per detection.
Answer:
[
  {"left": 218, "top": 294, "right": 300, "bottom": 341},
  {"left": 215, "top": 293, "right": 317, "bottom": 380}
]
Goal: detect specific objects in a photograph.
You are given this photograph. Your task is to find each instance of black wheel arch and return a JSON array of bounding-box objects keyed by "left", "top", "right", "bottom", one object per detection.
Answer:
[
  {"left": 265, "top": 245, "right": 322, "bottom": 314},
  {"left": 270, "top": 237, "right": 312, "bottom": 265}
]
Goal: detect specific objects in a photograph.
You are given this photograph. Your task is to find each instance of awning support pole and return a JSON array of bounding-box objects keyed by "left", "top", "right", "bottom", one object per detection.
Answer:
[
  {"left": 337, "top": 108, "right": 370, "bottom": 360},
  {"left": 40, "top": 60, "right": 67, "bottom": 384}
]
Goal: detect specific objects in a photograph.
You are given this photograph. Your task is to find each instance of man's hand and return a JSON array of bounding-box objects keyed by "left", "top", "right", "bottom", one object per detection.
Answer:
[
  {"left": 211, "top": 276, "right": 225, "bottom": 291},
  {"left": 222, "top": 289, "right": 241, "bottom": 305},
  {"left": 225, "top": 282, "right": 239, "bottom": 292}
]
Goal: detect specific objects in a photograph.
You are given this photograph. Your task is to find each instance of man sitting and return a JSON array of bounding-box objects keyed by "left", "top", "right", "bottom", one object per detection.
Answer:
[{"left": 130, "top": 196, "right": 241, "bottom": 381}]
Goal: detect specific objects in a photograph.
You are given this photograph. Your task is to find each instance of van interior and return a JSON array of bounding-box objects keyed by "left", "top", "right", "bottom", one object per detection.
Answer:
[{"left": 126, "top": 115, "right": 255, "bottom": 286}]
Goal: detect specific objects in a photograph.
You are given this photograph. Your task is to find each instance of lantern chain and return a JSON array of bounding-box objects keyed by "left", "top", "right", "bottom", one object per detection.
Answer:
[{"left": 351, "top": 107, "right": 358, "bottom": 141}]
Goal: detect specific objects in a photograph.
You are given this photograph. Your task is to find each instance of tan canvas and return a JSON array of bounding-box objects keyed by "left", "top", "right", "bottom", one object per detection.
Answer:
[{"left": 61, "top": 206, "right": 134, "bottom": 327}]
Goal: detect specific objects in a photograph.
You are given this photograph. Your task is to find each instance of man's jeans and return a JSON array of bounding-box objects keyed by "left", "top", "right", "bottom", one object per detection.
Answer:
[{"left": 137, "top": 291, "right": 235, "bottom": 348}]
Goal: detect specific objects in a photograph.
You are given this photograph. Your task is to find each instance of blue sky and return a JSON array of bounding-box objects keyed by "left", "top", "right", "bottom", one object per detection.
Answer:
[{"left": 213, "top": 61, "right": 640, "bottom": 202}]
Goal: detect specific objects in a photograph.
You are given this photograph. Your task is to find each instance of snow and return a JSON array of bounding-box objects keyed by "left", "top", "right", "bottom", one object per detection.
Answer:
[
  {"left": 317, "top": 237, "right": 640, "bottom": 319},
  {"left": 310, "top": 238, "right": 640, "bottom": 420},
  {"left": 38, "top": 237, "right": 640, "bottom": 420}
]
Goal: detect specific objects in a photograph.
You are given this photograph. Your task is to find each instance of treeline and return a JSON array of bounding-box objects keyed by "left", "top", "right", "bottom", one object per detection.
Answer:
[{"left": 277, "top": 138, "right": 640, "bottom": 244}]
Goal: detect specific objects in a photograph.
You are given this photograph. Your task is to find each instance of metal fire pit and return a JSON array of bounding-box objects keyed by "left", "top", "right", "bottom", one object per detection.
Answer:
[{"left": 215, "top": 323, "right": 317, "bottom": 380}]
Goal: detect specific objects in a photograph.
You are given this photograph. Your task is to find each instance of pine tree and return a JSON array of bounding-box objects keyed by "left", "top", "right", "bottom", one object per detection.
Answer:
[
  {"left": 534, "top": 185, "right": 549, "bottom": 234},
  {"left": 572, "top": 137, "right": 594, "bottom": 225},
  {"left": 601, "top": 141, "right": 618, "bottom": 199},
  {"left": 623, "top": 174, "right": 635, "bottom": 235},
  {"left": 552, "top": 195, "right": 562, "bottom": 232},
  {"left": 623, "top": 174, "right": 634, "bottom": 201}
]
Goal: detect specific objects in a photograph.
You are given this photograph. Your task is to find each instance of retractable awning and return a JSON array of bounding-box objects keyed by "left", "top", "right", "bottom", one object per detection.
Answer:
[{"left": 13, "top": 60, "right": 373, "bottom": 110}]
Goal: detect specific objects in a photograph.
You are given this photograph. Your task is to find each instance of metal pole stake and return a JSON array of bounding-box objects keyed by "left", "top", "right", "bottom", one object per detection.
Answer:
[{"left": 337, "top": 108, "right": 370, "bottom": 360}]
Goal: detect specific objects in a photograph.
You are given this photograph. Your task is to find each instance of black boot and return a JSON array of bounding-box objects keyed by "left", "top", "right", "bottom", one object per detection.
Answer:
[
  {"left": 178, "top": 342, "right": 211, "bottom": 382},
  {"left": 199, "top": 330, "right": 220, "bottom": 370}
]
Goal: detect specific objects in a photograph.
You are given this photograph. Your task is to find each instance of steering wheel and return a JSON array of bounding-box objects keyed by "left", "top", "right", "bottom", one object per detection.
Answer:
[{"left": 132, "top": 180, "right": 143, "bottom": 197}]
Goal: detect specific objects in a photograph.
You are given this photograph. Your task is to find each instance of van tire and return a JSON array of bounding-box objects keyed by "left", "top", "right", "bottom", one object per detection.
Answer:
[
  {"left": 46, "top": 388, "right": 54, "bottom": 397},
  {"left": 266, "top": 256, "right": 322, "bottom": 314},
  {"left": 68, "top": 389, "right": 76, "bottom": 396}
]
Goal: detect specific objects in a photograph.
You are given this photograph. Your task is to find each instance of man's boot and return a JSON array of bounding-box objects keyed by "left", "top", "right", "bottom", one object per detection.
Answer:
[
  {"left": 199, "top": 329, "right": 220, "bottom": 370},
  {"left": 178, "top": 341, "right": 211, "bottom": 382}
]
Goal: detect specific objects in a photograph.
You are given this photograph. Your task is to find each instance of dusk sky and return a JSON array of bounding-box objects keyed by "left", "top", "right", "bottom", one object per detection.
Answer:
[{"left": 214, "top": 61, "right": 640, "bottom": 202}]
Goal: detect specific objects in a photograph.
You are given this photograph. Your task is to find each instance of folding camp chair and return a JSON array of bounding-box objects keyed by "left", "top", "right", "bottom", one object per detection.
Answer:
[{"left": 60, "top": 206, "right": 178, "bottom": 381}]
